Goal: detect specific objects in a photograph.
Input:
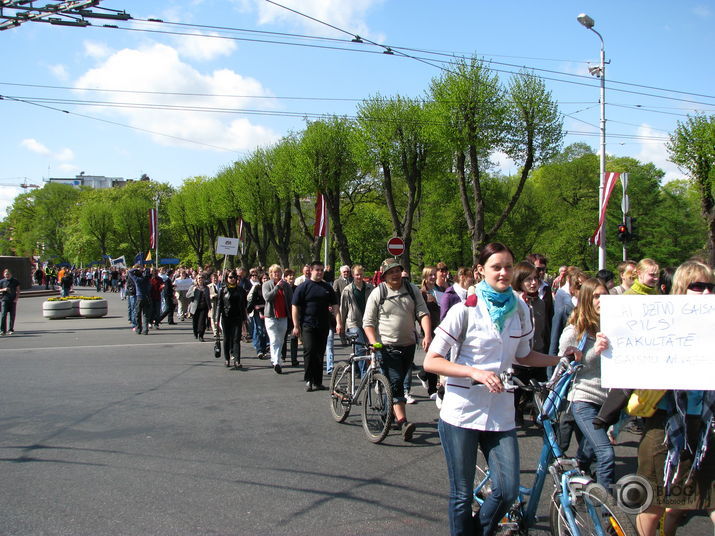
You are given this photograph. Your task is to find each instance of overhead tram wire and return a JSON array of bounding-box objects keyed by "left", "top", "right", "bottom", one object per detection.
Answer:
[
  {"left": 126, "top": 4, "right": 715, "bottom": 103},
  {"left": 128, "top": 10, "right": 715, "bottom": 103},
  {"left": 4, "top": 93, "right": 670, "bottom": 144},
  {"left": 88, "top": 18, "right": 715, "bottom": 108},
  {"left": 0, "top": 94, "right": 235, "bottom": 152}
]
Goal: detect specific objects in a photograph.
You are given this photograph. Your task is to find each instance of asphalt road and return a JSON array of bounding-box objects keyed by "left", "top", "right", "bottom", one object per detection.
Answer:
[{"left": 0, "top": 289, "right": 707, "bottom": 535}]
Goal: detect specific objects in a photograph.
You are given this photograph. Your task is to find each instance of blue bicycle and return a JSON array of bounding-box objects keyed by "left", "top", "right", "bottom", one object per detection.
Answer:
[{"left": 473, "top": 359, "right": 636, "bottom": 535}]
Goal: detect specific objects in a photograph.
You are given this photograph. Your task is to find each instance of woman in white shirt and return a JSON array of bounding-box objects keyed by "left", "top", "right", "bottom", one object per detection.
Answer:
[{"left": 424, "top": 243, "right": 578, "bottom": 536}]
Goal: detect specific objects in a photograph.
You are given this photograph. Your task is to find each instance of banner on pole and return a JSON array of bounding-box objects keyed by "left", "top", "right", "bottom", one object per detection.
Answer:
[
  {"left": 216, "top": 236, "right": 240, "bottom": 256},
  {"left": 110, "top": 255, "right": 126, "bottom": 268},
  {"left": 149, "top": 208, "right": 158, "bottom": 250},
  {"left": 589, "top": 172, "right": 626, "bottom": 246},
  {"left": 314, "top": 193, "right": 327, "bottom": 237}
]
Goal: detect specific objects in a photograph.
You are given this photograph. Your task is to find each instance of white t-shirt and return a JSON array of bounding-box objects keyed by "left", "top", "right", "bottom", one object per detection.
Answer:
[{"left": 428, "top": 298, "right": 533, "bottom": 431}]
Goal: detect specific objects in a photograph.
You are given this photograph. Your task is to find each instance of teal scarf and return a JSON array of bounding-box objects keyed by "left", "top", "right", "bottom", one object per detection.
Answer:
[{"left": 475, "top": 280, "right": 517, "bottom": 332}]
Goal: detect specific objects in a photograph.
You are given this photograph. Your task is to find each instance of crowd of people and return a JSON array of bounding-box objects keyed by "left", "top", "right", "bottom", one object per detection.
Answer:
[{"left": 21, "top": 249, "right": 715, "bottom": 536}]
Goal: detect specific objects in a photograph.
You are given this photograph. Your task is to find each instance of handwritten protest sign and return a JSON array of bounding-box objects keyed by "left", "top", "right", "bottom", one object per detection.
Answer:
[{"left": 600, "top": 295, "right": 714, "bottom": 390}]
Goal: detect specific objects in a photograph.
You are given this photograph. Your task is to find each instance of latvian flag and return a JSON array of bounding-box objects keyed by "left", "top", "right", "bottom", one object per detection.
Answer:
[
  {"left": 149, "top": 208, "right": 158, "bottom": 249},
  {"left": 314, "top": 193, "right": 327, "bottom": 237},
  {"left": 589, "top": 172, "right": 625, "bottom": 246}
]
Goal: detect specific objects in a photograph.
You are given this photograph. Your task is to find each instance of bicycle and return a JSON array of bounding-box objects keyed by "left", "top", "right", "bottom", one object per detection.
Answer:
[
  {"left": 472, "top": 359, "right": 636, "bottom": 536},
  {"left": 329, "top": 334, "right": 394, "bottom": 444}
]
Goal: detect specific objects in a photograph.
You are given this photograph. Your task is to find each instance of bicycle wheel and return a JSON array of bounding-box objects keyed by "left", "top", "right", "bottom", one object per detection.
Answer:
[
  {"left": 361, "top": 372, "right": 393, "bottom": 443},
  {"left": 549, "top": 482, "right": 636, "bottom": 536},
  {"left": 329, "top": 361, "right": 352, "bottom": 423}
]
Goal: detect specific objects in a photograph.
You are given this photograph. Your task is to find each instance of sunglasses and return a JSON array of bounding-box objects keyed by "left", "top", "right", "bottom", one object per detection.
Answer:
[
  {"left": 687, "top": 281, "right": 714, "bottom": 292},
  {"left": 227, "top": 275, "right": 236, "bottom": 279}
]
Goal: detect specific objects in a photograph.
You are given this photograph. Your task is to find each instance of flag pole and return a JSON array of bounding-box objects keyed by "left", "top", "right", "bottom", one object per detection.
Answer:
[
  {"left": 155, "top": 196, "right": 159, "bottom": 269},
  {"left": 323, "top": 203, "right": 329, "bottom": 267}
]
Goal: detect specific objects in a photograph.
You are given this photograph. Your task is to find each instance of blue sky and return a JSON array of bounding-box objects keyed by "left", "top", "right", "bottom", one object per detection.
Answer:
[{"left": 1, "top": 0, "right": 713, "bottom": 216}]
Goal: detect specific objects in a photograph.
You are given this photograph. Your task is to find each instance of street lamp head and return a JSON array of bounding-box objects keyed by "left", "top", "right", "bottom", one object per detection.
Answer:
[{"left": 577, "top": 13, "right": 595, "bottom": 29}]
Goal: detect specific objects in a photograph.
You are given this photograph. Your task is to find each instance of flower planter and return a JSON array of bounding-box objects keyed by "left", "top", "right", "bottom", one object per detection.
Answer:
[
  {"left": 43, "top": 300, "right": 72, "bottom": 319},
  {"left": 70, "top": 299, "right": 81, "bottom": 317},
  {"left": 79, "top": 299, "right": 108, "bottom": 318}
]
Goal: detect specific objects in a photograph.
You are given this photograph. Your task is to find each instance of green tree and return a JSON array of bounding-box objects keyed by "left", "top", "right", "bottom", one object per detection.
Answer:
[
  {"left": 297, "top": 116, "right": 359, "bottom": 266},
  {"left": 666, "top": 114, "right": 715, "bottom": 265},
  {"left": 429, "top": 59, "right": 563, "bottom": 262},
  {"left": 356, "top": 95, "right": 441, "bottom": 271}
]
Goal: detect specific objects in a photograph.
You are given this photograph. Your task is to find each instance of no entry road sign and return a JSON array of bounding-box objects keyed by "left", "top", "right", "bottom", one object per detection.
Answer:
[{"left": 387, "top": 237, "right": 405, "bottom": 257}]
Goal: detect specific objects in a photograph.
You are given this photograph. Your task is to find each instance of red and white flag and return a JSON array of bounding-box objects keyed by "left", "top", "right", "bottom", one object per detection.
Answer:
[
  {"left": 314, "top": 193, "right": 327, "bottom": 237},
  {"left": 589, "top": 172, "right": 625, "bottom": 246},
  {"left": 149, "top": 208, "right": 158, "bottom": 249}
]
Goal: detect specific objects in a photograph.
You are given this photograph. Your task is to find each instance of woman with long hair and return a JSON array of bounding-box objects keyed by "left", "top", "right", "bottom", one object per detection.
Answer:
[
  {"left": 417, "top": 266, "right": 441, "bottom": 398},
  {"left": 217, "top": 271, "right": 248, "bottom": 368},
  {"left": 186, "top": 273, "right": 211, "bottom": 341},
  {"left": 559, "top": 277, "right": 613, "bottom": 488},
  {"left": 423, "top": 243, "right": 579, "bottom": 536},
  {"left": 511, "top": 261, "right": 549, "bottom": 425},
  {"left": 635, "top": 260, "right": 714, "bottom": 536}
]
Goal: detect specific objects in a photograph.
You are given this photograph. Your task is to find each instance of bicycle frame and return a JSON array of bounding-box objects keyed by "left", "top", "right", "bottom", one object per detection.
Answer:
[{"left": 474, "top": 361, "right": 596, "bottom": 532}]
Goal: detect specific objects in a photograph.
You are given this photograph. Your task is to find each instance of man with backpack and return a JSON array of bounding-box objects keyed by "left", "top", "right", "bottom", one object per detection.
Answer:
[{"left": 363, "top": 258, "right": 432, "bottom": 441}]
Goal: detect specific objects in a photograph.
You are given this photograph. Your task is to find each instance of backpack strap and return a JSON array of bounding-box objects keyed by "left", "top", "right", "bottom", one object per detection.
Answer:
[{"left": 378, "top": 279, "right": 418, "bottom": 320}]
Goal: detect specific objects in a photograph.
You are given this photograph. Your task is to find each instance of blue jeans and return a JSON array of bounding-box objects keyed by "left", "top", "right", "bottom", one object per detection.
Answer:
[
  {"left": 572, "top": 401, "right": 615, "bottom": 490},
  {"left": 346, "top": 327, "right": 368, "bottom": 376},
  {"left": 380, "top": 345, "right": 415, "bottom": 404},
  {"left": 251, "top": 315, "right": 269, "bottom": 354},
  {"left": 325, "top": 329, "right": 335, "bottom": 373},
  {"left": 438, "top": 420, "right": 519, "bottom": 536},
  {"left": 127, "top": 295, "right": 137, "bottom": 327}
]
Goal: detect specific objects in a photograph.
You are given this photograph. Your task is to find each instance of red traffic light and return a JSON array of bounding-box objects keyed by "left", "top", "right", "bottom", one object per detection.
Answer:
[{"left": 617, "top": 224, "right": 629, "bottom": 242}]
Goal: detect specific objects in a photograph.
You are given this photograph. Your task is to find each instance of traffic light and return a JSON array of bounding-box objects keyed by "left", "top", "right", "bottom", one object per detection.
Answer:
[{"left": 617, "top": 223, "right": 629, "bottom": 242}]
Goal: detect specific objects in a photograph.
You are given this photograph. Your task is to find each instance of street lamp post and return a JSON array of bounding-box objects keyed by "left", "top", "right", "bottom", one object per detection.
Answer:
[{"left": 577, "top": 13, "right": 607, "bottom": 270}]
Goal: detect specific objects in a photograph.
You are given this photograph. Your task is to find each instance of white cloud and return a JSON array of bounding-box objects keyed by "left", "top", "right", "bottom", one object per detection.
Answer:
[
  {"left": 21, "top": 138, "right": 52, "bottom": 156},
  {"left": 49, "top": 64, "right": 69, "bottom": 81},
  {"left": 635, "top": 124, "right": 683, "bottom": 182},
  {"left": 20, "top": 139, "right": 75, "bottom": 164},
  {"left": 83, "top": 40, "right": 113, "bottom": 60},
  {"left": 74, "top": 43, "right": 279, "bottom": 151},
  {"left": 236, "top": 0, "right": 384, "bottom": 40},
  {"left": 174, "top": 31, "right": 237, "bottom": 61},
  {"left": 0, "top": 186, "right": 23, "bottom": 218},
  {"left": 692, "top": 5, "right": 711, "bottom": 18}
]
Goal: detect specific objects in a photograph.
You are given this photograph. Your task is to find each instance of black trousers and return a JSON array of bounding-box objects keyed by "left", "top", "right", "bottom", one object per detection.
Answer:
[
  {"left": 1, "top": 301, "right": 16, "bottom": 332},
  {"left": 301, "top": 324, "right": 329, "bottom": 387},
  {"left": 193, "top": 307, "right": 208, "bottom": 338},
  {"left": 222, "top": 316, "right": 242, "bottom": 361},
  {"left": 135, "top": 297, "right": 152, "bottom": 334}
]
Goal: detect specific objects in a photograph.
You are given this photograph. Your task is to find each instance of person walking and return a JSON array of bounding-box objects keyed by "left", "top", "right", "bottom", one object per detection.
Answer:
[
  {"left": 333, "top": 265, "right": 352, "bottom": 346},
  {"left": 263, "top": 265, "right": 293, "bottom": 374},
  {"left": 291, "top": 260, "right": 338, "bottom": 392},
  {"left": 423, "top": 243, "right": 574, "bottom": 536},
  {"left": 559, "top": 277, "right": 614, "bottom": 488},
  {"left": 217, "top": 271, "right": 248, "bottom": 368},
  {"left": 0, "top": 269, "right": 21, "bottom": 335},
  {"left": 187, "top": 274, "right": 211, "bottom": 341},
  {"left": 363, "top": 258, "right": 432, "bottom": 441},
  {"left": 336, "top": 264, "right": 374, "bottom": 376},
  {"left": 127, "top": 266, "right": 151, "bottom": 335}
]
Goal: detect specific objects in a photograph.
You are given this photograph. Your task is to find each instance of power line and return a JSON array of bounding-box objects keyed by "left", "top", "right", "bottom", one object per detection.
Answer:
[{"left": 1, "top": 94, "right": 236, "bottom": 151}]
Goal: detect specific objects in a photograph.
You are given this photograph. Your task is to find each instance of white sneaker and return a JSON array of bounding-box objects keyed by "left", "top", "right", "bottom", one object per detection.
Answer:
[
  {"left": 429, "top": 392, "right": 438, "bottom": 400},
  {"left": 405, "top": 394, "right": 416, "bottom": 405}
]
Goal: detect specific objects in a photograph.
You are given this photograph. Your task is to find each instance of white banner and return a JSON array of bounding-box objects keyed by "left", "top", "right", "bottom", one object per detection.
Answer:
[
  {"left": 110, "top": 255, "right": 126, "bottom": 268},
  {"left": 600, "top": 295, "right": 715, "bottom": 390},
  {"left": 216, "top": 236, "right": 240, "bottom": 256}
]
